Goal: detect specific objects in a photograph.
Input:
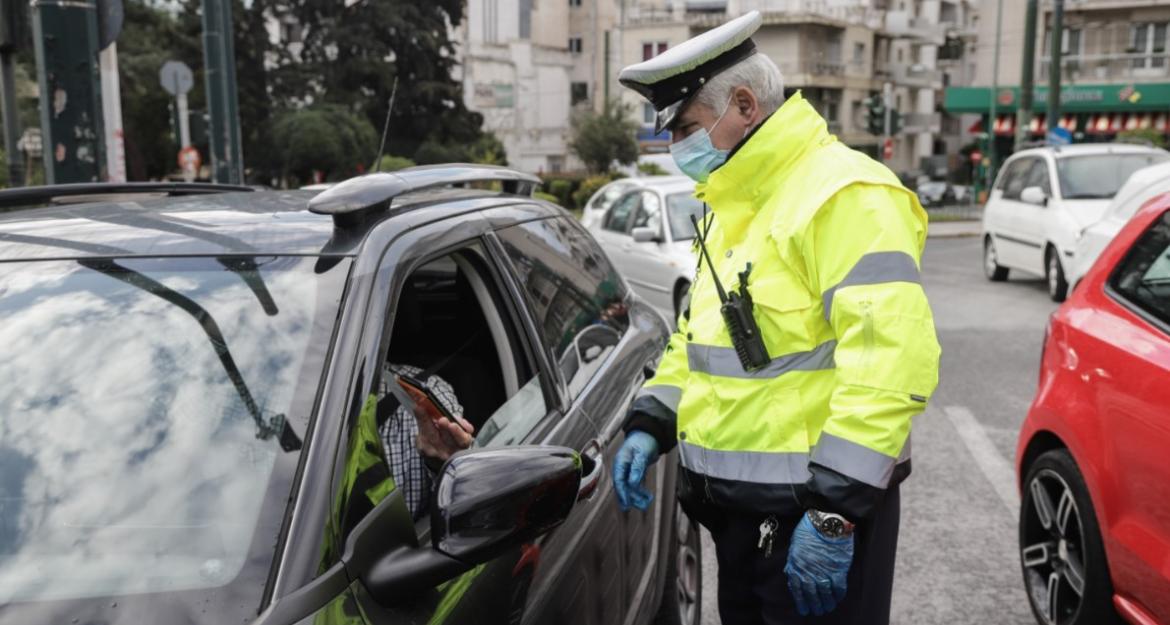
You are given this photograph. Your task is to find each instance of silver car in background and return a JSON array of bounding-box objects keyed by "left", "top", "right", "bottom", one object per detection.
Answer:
[{"left": 587, "top": 177, "right": 704, "bottom": 321}]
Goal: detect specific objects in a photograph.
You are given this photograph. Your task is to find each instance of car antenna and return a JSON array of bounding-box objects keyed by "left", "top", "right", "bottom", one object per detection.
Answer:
[{"left": 373, "top": 76, "right": 399, "bottom": 173}]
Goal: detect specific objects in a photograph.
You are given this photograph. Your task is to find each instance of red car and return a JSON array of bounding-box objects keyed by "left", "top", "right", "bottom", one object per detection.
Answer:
[{"left": 1017, "top": 192, "right": 1170, "bottom": 625}]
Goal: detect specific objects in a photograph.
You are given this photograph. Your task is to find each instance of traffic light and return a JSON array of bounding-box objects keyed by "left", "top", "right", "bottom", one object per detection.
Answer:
[
  {"left": 864, "top": 95, "right": 886, "bottom": 136},
  {"left": 890, "top": 110, "right": 904, "bottom": 135}
]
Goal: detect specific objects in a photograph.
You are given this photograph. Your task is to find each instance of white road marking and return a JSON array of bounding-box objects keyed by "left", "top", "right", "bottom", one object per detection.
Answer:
[{"left": 942, "top": 405, "right": 1021, "bottom": 516}]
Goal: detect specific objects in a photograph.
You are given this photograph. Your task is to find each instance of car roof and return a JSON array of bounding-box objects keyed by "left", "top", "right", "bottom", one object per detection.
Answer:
[
  {"left": 612, "top": 175, "right": 695, "bottom": 193},
  {"left": 1010, "top": 142, "right": 1166, "bottom": 161},
  {"left": 0, "top": 186, "right": 537, "bottom": 262},
  {"left": 1106, "top": 161, "right": 1170, "bottom": 219}
]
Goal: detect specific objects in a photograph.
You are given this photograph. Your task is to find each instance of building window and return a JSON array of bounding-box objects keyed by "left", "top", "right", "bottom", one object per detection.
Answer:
[
  {"left": 571, "top": 82, "right": 588, "bottom": 106},
  {"left": 896, "top": 47, "right": 904, "bottom": 63},
  {"left": 569, "top": 0, "right": 582, "bottom": 5},
  {"left": 569, "top": 37, "right": 583, "bottom": 54},
  {"left": 1043, "top": 27, "right": 1081, "bottom": 57},
  {"left": 1130, "top": 23, "right": 1168, "bottom": 69},
  {"left": 643, "top": 42, "right": 668, "bottom": 61},
  {"left": 853, "top": 42, "right": 865, "bottom": 65}
]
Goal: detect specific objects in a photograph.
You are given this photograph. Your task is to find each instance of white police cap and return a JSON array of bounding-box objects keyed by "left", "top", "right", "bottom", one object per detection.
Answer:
[{"left": 619, "top": 11, "right": 762, "bottom": 134}]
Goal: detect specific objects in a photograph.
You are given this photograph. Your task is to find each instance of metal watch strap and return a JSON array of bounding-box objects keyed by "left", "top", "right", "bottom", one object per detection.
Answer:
[{"left": 808, "top": 509, "right": 855, "bottom": 538}]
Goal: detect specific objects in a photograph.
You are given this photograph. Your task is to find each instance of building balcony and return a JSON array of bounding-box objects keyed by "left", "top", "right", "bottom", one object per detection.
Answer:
[
  {"left": 623, "top": 4, "right": 684, "bottom": 25},
  {"left": 902, "top": 112, "right": 941, "bottom": 134},
  {"left": 721, "top": 0, "right": 884, "bottom": 29},
  {"left": 890, "top": 62, "right": 944, "bottom": 88},
  {"left": 883, "top": 10, "right": 945, "bottom": 45},
  {"left": 776, "top": 59, "right": 847, "bottom": 85},
  {"left": 1040, "top": 53, "right": 1170, "bottom": 83}
]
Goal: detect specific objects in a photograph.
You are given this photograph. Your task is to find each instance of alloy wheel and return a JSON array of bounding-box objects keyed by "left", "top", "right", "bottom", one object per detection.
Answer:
[
  {"left": 675, "top": 504, "right": 701, "bottom": 625},
  {"left": 1022, "top": 469, "right": 1087, "bottom": 625}
]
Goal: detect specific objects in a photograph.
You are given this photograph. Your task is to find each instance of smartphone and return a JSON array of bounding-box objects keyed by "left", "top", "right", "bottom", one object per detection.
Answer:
[{"left": 395, "top": 372, "right": 461, "bottom": 428}]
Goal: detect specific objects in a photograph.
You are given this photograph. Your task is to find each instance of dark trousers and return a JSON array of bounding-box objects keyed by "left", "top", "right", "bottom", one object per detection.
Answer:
[{"left": 688, "top": 485, "right": 901, "bottom": 625}]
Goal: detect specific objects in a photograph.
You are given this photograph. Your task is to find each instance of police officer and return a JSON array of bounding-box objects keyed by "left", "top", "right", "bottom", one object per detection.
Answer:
[{"left": 611, "top": 11, "right": 941, "bottom": 625}]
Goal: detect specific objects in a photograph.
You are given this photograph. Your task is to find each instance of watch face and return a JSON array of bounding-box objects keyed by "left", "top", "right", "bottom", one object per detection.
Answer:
[{"left": 823, "top": 517, "right": 844, "bottom": 536}]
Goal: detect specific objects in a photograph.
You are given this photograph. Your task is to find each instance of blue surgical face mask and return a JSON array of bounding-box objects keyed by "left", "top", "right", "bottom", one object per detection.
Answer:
[{"left": 670, "top": 97, "right": 735, "bottom": 183}]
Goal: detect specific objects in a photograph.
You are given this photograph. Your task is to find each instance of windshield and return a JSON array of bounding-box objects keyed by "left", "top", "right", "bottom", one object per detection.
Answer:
[
  {"left": 666, "top": 193, "right": 706, "bottom": 241},
  {"left": 1057, "top": 152, "right": 1170, "bottom": 199},
  {"left": 0, "top": 256, "right": 350, "bottom": 618}
]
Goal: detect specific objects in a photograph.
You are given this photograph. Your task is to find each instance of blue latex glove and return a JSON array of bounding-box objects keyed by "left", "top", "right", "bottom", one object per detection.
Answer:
[
  {"left": 612, "top": 430, "right": 659, "bottom": 511},
  {"left": 783, "top": 513, "right": 855, "bottom": 617}
]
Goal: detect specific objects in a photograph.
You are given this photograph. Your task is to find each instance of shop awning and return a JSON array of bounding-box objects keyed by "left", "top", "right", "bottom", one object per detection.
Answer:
[{"left": 945, "top": 83, "right": 1170, "bottom": 114}]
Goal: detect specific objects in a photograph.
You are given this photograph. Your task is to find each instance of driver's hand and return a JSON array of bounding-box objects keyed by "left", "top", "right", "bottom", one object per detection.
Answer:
[{"left": 415, "top": 412, "right": 475, "bottom": 462}]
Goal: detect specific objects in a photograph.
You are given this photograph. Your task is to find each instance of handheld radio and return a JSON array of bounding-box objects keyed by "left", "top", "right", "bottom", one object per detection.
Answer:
[{"left": 690, "top": 214, "right": 771, "bottom": 372}]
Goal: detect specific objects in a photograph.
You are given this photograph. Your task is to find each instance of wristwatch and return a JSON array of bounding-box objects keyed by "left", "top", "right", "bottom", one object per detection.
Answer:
[{"left": 807, "top": 509, "right": 855, "bottom": 539}]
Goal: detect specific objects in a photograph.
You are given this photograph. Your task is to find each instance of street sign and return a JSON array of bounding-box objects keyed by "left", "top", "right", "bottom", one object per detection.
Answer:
[
  {"left": 18, "top": 128, "right": 42, "bottom": 158},
  {"left": 1047, "top": 127, "right": 1072, "bottom": 146},
  {"left": 96, "top": 0, "right": 123, "bottom": 50},
  {"left": 882, "top": 138, "right": 894, "bottom": 161},
  {"left": 970, "top": 150, "right": 983, "bottom": 165},
  {"left": 178, "top": 145, "right": 201, "bottom": 182},
  {"left": 159, "top": 60, "right": 193, "bottom": 96}
]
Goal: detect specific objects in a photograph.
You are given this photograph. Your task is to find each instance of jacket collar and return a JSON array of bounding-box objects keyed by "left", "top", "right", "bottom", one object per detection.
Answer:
[{"left": 695, "top": 91, "right": 832, "bottom": 223}]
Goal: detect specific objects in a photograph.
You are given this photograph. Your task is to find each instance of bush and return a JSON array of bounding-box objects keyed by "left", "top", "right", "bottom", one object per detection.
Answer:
[
  {"left": 1117, "top": 128, "right": 1167, "bottom": 149},
  {"left": 569, "top": 99, "right": 639, "bottom": 174},
  {"left": 373, "top": 155, "right": 416, "bottom": 172},
  {"left": 549, "top": 179, "right": 573, "bottom": 207},
  {"left": 637, "top": 161, "right": 669, "bottom": 176},
  {"left": 272, "top": 105, "right": 378, "bottom": 185},
  {"left": 533, "top": 191, "right": 560, "bottom": 205},
  {"left": 572, "top": 174, "right": 614, "bottom": 211}
]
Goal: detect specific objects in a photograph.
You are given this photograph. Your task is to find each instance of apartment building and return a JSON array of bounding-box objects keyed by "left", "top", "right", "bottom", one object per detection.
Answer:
[
  {"left": 947, "top": 0, "right": 1170, "bottom": 158},
  {"left": 615, "top": 0, "right": 978, "bottom": 176}
]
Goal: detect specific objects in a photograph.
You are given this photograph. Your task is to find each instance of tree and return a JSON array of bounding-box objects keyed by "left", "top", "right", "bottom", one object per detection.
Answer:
[
  {"left": 569, "top": 100, "right": 639, "bottom": 175},
  {"left": 1117, "top": 128, "right": 1167, "bottom": 150},
  {"left": 269, "top": 0, "right": 489, "bottom": 165},
  {"left": 272, "top": 105, "right": 377, "bottom": 185}
]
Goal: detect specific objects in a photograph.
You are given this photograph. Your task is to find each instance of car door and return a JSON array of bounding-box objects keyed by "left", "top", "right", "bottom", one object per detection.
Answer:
[
  {"left": 1013, "top": 156, "right": 1056, "bottom": 274},
  {"left": 593, "top": 190, "right": 642, "bottom": 280},
  {"left": 1091, "top": 210, "right": 1170, "bottom": 620},
  {"left": 621, "top": 190, "right": 678, "bottom": 313},
  {"left": 990, "top": 157, "right": 1043, "bottom": 271},
  {"left": 490, "top": 214, "right": 671, "bottom": 625}
]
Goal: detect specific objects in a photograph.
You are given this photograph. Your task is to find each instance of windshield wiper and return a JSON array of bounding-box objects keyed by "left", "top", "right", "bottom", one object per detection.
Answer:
[{"left": 78, "top": 258, "right": 303, "bottom": 452}]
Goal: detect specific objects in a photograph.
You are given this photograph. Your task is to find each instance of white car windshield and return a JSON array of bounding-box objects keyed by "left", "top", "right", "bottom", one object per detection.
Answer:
[
  {"left": 1057, "top": 152, "right": 1170, "bottom": 199},
  {"left": 667, "top": 193, "right": 706, "bottom": 241}
]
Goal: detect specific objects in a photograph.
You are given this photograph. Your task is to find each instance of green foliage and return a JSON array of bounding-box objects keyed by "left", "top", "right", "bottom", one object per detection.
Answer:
[
  {"left": 373, "top": 155, "right": 416, "bottom": 172},
  {"left": 469, "top": 133, "right": 507, "bottom": 165},
  {"left": 1117, "top": 128, "right": 1167, "bottom": 149},
  {"left": 569, "top": 99, "right": 639, "bottom": 175},
  {"left": 572, "top": 174, "right": 616, "bottom": 211},
  {"left": 533, "top": 191, "right": 560, "bottom": 204},
  {"left": 637, "top": 161, "right": 669, "bottom": 176},
  {"left": 272, "top": 105, "right": 377, "bottom": 185},
  {"left": 548, "top": 179, "right": 573, "bottom": 207}
]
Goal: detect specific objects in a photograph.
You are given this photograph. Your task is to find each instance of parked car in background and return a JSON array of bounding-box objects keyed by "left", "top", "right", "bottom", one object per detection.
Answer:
[
  {"left": 587, "top": 176, "right": 703, "bottom": 322},
  {"left": 916, "top": 180, "right": 955, "bottom": 207},
  {"left": 1070, "top": 160, "right": 1170, "bottom": 290},
  {"left": 0, "top": 167, "right": 700, "bottom": 625},
  {"left": 581, "top": 175, "right": 694, "bottom": 230},
  {"left": 982, "top": 143, "right": 1169, "bottom": 301},
  {"left": 1016, "top": 191, "right": 1170, "bottom": 625}
]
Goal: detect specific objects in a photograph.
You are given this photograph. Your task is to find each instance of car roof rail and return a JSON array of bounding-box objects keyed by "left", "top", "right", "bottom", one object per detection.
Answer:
[
  {"left": 0, "top": 182, "right": 255, "bottom": 209},
  {"left": 307, "top": 163, "right": 540, "bottom": 223}
]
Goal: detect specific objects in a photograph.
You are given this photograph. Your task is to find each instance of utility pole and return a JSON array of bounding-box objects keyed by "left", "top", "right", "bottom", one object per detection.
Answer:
[
  {"left": 1046, "top": 0, "right": 1064, "bottom": 142},
  {"left": 987, "top": 0, "right": 1004, "bottom": 192},
  {"left": 31, "top": 0, "right": 105, "bottom": 184},
  {"left": 882, "top": 81, "right": 893, "bottom": 162},
  {"left": 1015, "top": 0, "right": 1038, "bottom": 151},
  {"left": 0, "top": 0, "right": 24, "bottom": 187},
  {"left": 202, "top": 0, "right": 243, "bottom": 184}
]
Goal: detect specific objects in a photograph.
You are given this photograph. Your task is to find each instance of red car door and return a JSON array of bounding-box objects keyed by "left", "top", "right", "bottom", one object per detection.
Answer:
[{"left": 1079, "top": 208, "right": 1170, "bottom": 621}]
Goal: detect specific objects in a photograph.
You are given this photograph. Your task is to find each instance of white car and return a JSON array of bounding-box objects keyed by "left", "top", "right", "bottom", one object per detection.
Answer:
[
  {"left": 587, "top": 177, "right": 703, "bottom": 320},
  {"left": 581, "top": 175, "right": 692, "bottom": 229},
  {"left": 982, "top": 143, "right": 1170, "bottom": 301},
  {"left": 1070, "top": 160, "right": 1170, "bottom": 289}
]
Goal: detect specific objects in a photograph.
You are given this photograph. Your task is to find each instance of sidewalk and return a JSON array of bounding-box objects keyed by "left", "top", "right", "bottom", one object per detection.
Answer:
[{"left": 928, "top": 220, "right": 981, "bottom": 238}]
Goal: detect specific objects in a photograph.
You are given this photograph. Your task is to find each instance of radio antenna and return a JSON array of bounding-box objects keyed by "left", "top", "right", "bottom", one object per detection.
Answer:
[{"left": 373, "top": 76, "right": 399, "bottom": 173}]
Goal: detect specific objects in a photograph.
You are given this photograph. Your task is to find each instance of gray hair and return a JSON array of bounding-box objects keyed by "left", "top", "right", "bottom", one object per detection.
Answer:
[{"left": 694, "top": 53, "right": 785, "bottom": 118}]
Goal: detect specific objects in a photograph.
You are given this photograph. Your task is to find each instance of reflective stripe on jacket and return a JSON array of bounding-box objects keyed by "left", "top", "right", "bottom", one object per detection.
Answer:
[{"left": 626, "top": 92, "right": 941, "bottom": 519}]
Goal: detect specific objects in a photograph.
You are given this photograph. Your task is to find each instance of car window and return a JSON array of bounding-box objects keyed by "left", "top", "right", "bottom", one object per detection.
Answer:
[
  {"left": 496, "top": 217, "right": 630, "bottom": 399},
  {"left": 1058, "top": 152, "right": 1170, "bottom": 199},
  {"left": 603, "top": 191, "right": 640, "bottom": 234},
  {"left": 1111, "top": 210, "right": 1170, "bottom": 331},
  {"left": 588, "top": 182, "right": 632, "bottom": 212},
  {"left": 0, "top": 256, "right": 349, "bottom": 612},
  {"left": 666, "top": 193, "right": 706, "bottom": 241},
  {"left": 1023, "top": 159, "right": 1052, "bottom": 195},
  {"left": 1000, "top": 158, "right": 1033, "bottom": 200},
  {"left": 631, "top": 191, "right": 663, "bottom": 233}
]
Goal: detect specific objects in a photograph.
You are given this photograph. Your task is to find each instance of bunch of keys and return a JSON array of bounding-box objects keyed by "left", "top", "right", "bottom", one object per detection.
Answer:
[{"left": 758, "top": 515, "right": 779, "bottom": 558}]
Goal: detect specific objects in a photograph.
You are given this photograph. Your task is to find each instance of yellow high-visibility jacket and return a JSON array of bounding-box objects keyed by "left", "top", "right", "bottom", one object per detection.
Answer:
[{"left": 627, "top": 92, "right": 940, "bottom": 519}]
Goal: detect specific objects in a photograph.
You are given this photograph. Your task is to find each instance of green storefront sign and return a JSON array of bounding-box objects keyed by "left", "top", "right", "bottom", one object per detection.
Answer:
[{"left": 944, "top": 83, "right": 1170, "bottom": 113}]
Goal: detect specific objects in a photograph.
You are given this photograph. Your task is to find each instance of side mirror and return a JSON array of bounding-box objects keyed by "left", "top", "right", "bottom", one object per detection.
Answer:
[
  {"left": 1020, "top": 186, "right": 1048, "bottom": 206},
  {"left": 351, "top": 446, "right": 584, "bottom": 604},
  {"left": 631, "top": 226, "right": 661, "bottom": 243}
]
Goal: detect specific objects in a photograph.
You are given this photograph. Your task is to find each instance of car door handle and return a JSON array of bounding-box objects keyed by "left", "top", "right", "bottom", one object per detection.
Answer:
[{"left": 577, "top": 439, "right": 605, "bottom": 502}]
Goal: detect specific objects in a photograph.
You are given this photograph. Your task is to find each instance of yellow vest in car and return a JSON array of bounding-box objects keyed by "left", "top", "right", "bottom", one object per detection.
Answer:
[{"left": 636, "top": 92, "right": 940, "bottom": 517}]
